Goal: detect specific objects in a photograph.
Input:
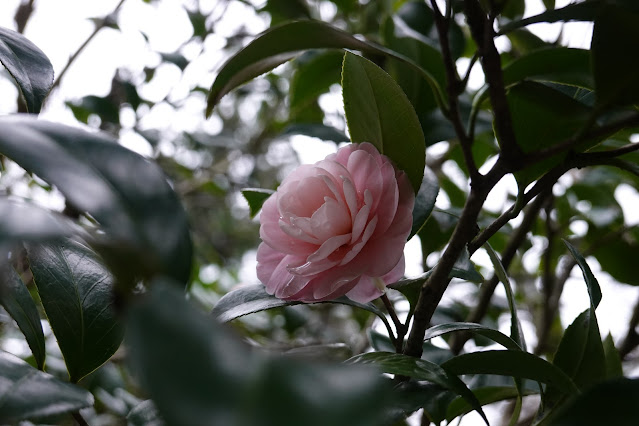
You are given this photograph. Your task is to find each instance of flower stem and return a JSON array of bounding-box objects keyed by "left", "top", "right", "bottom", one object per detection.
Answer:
[{"left": 381, "top": 293, "right": 405, "bottom": 353}]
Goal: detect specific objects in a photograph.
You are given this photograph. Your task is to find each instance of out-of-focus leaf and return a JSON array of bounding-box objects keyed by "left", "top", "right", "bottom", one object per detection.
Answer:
[
  {"left": 543, "top": 0, "right": 556, "bottom": 10},
  {"left": 160, "top": 52, "right": 188, "bottom": 70},
  {"left": 0, "top": 199, "right": 75, "bottom": 244},
  {"left": 0, "top": 115, "right": 192, "bottom": 285},
  {"left": 68, "top": 95, "right": 120, "bottom": 125},
  {"left": 347, "top": 351, "right": 488, "bottom": 425},
  {"left": 206, "top": 20, "right": 443, "bottom": 116},
  {"left": 341, "top": 52, "right": 426, "bottom": 193},
  {"left": 27, "top": 240, "right": 124, "bottom": 383},
  {"left": 446, "top": 386, "right": 536, "bottom": 422},
  {"left": 592, "top": 4, "right": 639, "bottom": 106},
  {"left": 591, "top": 235, "right": 639, "bottom": 286},
  {"left": 501, "top": 0, "right": 526, "bottom": 20},
  {"left": 187, "top": 10, "right": 207, "bottom": 38},
  {"left": 499, "top": 0, "right": 601, "bottom": 33},
  {"left": 262, "top": 0, "right": 311, "bottom": 25},
  {"left": 0, "top": 351, "right": 93, "bottom": 423},
  {"left": 289, "top": 50, "right": 343, "bottom": 113},
  {"left": 563, "top": 240, "right": 602, "bottom": 308},
  {"left": 603, "top": 333, "right": 623, "bottom": 379},
  {"left": 385, "top": 381, "right": 455, "bottom": 425},
  {"left": 241, "top": 188, "right": 274, "bottom": 218},
  {"left": 127, "top": 400, "right": 164, "bottom": 426},
  {"left": 129, "top": 280, "right": 390, "bottom": 426},
  {"left": 547, "top": 378, "right": 639, "bottom": 426},
  {"left": 0, "top": 26, "right": 53, "bottom": 113},
  {"left": 441, "top": 350, "right": 579, "bottom": 395},
  {"left": 281, "top": 123, "right": 348, "bottom": 143},
  {"left": 423, "top": 322, "right": 521, "bottom": 351},
  {"left": 409, "top": 167, "right": 439, "bottom": 238},
  {"left": 0, "top": 265, "right": 45, "bottom": 370}
]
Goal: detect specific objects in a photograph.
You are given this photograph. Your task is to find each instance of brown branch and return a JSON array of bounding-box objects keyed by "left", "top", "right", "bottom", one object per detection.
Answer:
[
  {"left": 14, "top": 0, "right": 35, "bottom": 34},
  {"left": 381, "top": 293, "right": 405, "bottom": 353}
]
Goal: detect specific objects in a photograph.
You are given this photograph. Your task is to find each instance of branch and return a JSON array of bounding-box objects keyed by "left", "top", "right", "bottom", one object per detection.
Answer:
[
  {"left": 381, "top": 293, "right": 405, "bottom": 353},
  {"left": 14, "top": 0, "right": 35, "bottom": 34}
]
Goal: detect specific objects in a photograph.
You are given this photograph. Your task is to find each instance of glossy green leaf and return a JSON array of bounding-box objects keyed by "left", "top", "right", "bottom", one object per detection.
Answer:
[
  {"left": 27, "top": 240, "right": 124, "bottom": 383},
  {"left": 547, "top": 378, "right": 639, "bottom": 426},
  {"left": 241, "top": 188, "right": 275, "bottom": 218},
  {"left": 486, "top": 243, "right": 526, "bottom": 351},
  {"left": 0, "top": 26, "right": 54, "bottom": 113},
  {"left": 563, "top": 240, "right": 602, "bottom": 308},
  {"left": 0, "top": 351, "right": 93, "bottom": 423},
  {"left": 0, "top": 265, "right": 45, "bottom": 370},
  {"left": 211, "top": 283, "right": 393, "bottom": 336},
  {"left": 0, "top": 115, "right": 192, "bottom": 285},
  {"left": 129, "top": 280, "right": 390, "bottom": 426},
  {"left": 446, "top": 386, "right": 536, "bottom": 422},
  {"left": 289, "top": 50, "right": 343, "bottom": 113},
  {"left": 592, "top": 4, "right": 639, "bottom": 106},
  {"left": 441, "top": 350, "right": 579, "bottom": 395},
  {"left": 499, "top": 0, "right": 601, "bottom": 34},
  {"left": 348, "top": 352, "right": 488, "bottom": 424},
  {"left": 603, "top": 333, "right": 623, "bottom": 379},
  {"left": 342, "top": 52, "right": 425, "bottom": 192},
  {"left": 0, "top": 197, "right": 75, "bottom": 244},
  {"left": 206, "top": 20, "right": 443, "bottom": 117},
  {"left": 409, "top": 166, "right": 439, "bottom": 238},
  {"left": 423, "top": 322, "right": 521, "bottom": 351}
]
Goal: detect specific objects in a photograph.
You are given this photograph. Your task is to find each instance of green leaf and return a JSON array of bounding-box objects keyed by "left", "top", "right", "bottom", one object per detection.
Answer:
[
  {"left": 603, "top": 333, "right": 623, "bottom": 379},
  {"left": 347, "top": 351, "right": 488, "bottom": 424},
  {"left": 501, "top": 0, "right": 526, "bottom": 20},
  {"left": 543, "top": 0, "right": 556, "bottom": 10},
  {"left": 499, "top": 0, "right": 601, "bottom": 34},
  {"left": 289, "top": 50, "right": 343, "bottom": 113},
  {"left": 281, "top": 123, "right": 348, "bottom": 142},
  {"left": 127, "top": 400, "right": 163, "bottom": 426},
  {"left": 27, "top": 240, "right": 124, "bottom": 383},
  {"left": 342, "top": 52, "right": 426, "bottom": 193},
  {"left": 446, "top": 386, "right": 536, "bottom": 422},
  {"left": 0, "top": 115, "right": 193, "bottom": 285},
  {"left": 0, "top": 265, "right": 46, "bottom": 370},
  {"left": 547, "top": 378, "right": 639, "bottom": 426},
  {"left": 423, "top": 322, "right": 521, "bottom": 351},
  {"left": 485, "top": 243, "right": 526, "bottom": 351},
  {"left": 129, "top": 280, "right": 391, "bottom": 426},
  {"left": 592, "top": 4, "right": 639, "bottom": 106},
  {"left": 211, "top": 283, "right": 394, "bottom": 337},
  {"left": 441, "top": 350, "right": 580, "bottom": 395},
  {"left": 241, "top": 188, "right": 275, "bottom": 218},
  {"left": 0, "top": 199, "right": 75, "bottom": 244},
  {"left": 0, "top": 26, "right": 54, "bottom": 113},
  {"left": 563, "top": 240, "right": 602, "bottom": 308},
  {"left": 409, "top": 166, "right": 439, "bottom": 238},
  {"left": 0, "top": 351, "right": 93, "bottom": 422},
  {"left": 206, "top": 20, "right": 444, "bottom": 116}
]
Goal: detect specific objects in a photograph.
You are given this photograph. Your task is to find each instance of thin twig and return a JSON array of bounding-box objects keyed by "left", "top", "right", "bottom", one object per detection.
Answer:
[{"left": 381, "top": 293, "right": 405, "bottom": 353}]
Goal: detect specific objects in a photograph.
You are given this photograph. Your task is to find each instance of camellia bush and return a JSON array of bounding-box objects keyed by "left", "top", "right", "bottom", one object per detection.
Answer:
[{"left": 1, "top": 0, "right": 639, "bottom": 425}]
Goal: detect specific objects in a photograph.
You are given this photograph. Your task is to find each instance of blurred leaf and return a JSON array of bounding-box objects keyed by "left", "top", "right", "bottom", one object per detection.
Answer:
[
  {"left": 281, "top": 123, "right": 348, "bottom": 143},
  {"left": 441, "top": 350, "right": 579, "bottom": 395},
  {"left": 206, "top": 20, "right": 443, "bottom": 116},
  {"left": 0, "top": 199, "right": 75, "bottom": 244},
  {"left": 500, "top": 0, "right": 601, "bottom": 33},
  {"left": 547, "top": 378, "right": 639, "bottom": 426},
  {"left": 507, "top": 28, "right": 550, "bottom": 53},
  {"left": 342, "top": 52, "right": 426, "bottom": 192},
  {"left": 187, "top": 10, "right": 207, "bottom": 38},
  {"left": 0, "top": 26, "right": 54, "bottom": 113},
  {"left": 603, "top": 333, "right": 623, "bottom": 379},
  {"left": 0, "top": 115, "right": 193, "bottom": 285},
  {"left": 27, "top": 240, "right": 124, "bottom": 383},
  {"left": 446, "top": 386, "right": 536, "bottom": 422},
  {"left": 262, "top": 0, "right": 311, "bottom": 25},
  {"left": 289, "top": 50, "right": 343, "bottom": 114},
  {"left": 241, "top": 188, "right": 275, "bottom": 218},
  {"left": 160, "top": 52, "right": 188, "bottom": 70},
  {"left": 0, "top": 351, "right": 93, "bottom": 423},
  {"left": 501, "top": 0, "right": 526, "bottom": 20},
  {"left": 129, "top": 280, "right": 390, "bottom": 426},
  {"left": 0, "top": 265, "right": 45, "bottom": 370},
  {"left": 347, "top": 351, "right": 488, "bottom": 425},
  {"left": 423, "top": 322, "right": 521, "bottom": 351},
  {"left": 543, "top": 0, "right": 556, "bottom": 9},
  {"left": 592, "top": 4, "right": 639, "bottom": 106},
  {"left": 563, "top": 240, "right": 602, "bottom": 308},
  {"left": 127, "top": 400, "right": 164, "bottom": 426},
  {"left": 385, "top": 381, "right": 455, "bottom": 425},
  {"left": 409, "top": 167, "right": 439, "bottom": 238},
  {"left": 68, "top": 95, "right": 120, "bottom": 125}
]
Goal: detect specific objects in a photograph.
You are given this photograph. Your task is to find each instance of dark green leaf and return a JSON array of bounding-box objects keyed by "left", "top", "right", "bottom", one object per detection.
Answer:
[
  {"left": 452, "top": 247, "right": 484, "bottom": 283},
  {"left": 347, "top": 352, "right": 488, "bottom": 425},
  {"left": 441, "top": 350, "right": 580, "bottom": 395},
  {"left": 289, "top": 50, "right": 343, "bottom": 113},
  {"left": 409, "top": 167, "right": 439, "bottom": 238},
  {"left": 501, "top": 0, "right": 526, "bottom": 20},
  {"left": 499, "top": 0, "right": 601, "bottom": 34},
  {"left": 0, "top": 199, "right": 74, "bottom": 244},
  {"left": 342, "top": 52, "right": 426, "bottom": 192},
  {"left": 446, "top": 386, "right": 536, "bottom": 422},
  {"left": 592, "top": 4, "right": 639, "bottom": 106},
  {"left": 547, "top": 378, "right": 639, "bottom": 426},
  {"left": 603, "top": 333, "right": 623, "bottom": 379},
  {"left": 0, "top": 115, "right": 193, "bottom": 285},
  {"left": 241, "top": 188, "right": 275, "bottom": 218},
  {"left": 206, "top": 20, "right": 443, "bottom": 116},
  {"left": 0, "top": 351, "right": 93, "bottom": 422},
  {"left": 129, "top": 280, "right": 390, "bottom": 426},
  {"left": 27, "top": 240, "right": 124, "bottom": 383},
  {"left": 563, "top": 240, "right": 602, "bottom": 308},
  {"left": 0, "top": 265, "right": 45, "bottom": 370},
  {"left": 423, "top": 322, "right": 521, "bottom": 351},
  {"left": 368, "top": 330, "right": 453, "bottom": 365},
  {"left": 280, "top": 123, "right": 348, "bottom": 143},
  {"left": 262, "top": 0, "right": 311, "bottom": 25},
  {"left": 68, "top": 95, "right": 120, "bottom": 125},
  {"left": 543, "top": 0, "right": 556, "bottom": 10},
  {"left": 591, "top": 235, "right": 639, "bottom": 286},
  {"left": 0, "top": 26, "right": 54, "bottom": 113},
  {"left": 385, "top": 381, "right": 455, "bottom": 425}
]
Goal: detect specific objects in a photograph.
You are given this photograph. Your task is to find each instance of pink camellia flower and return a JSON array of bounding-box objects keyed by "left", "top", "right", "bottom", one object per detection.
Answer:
[{"left": 256, "top": 142, "right": 415, "bottom": 303}]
